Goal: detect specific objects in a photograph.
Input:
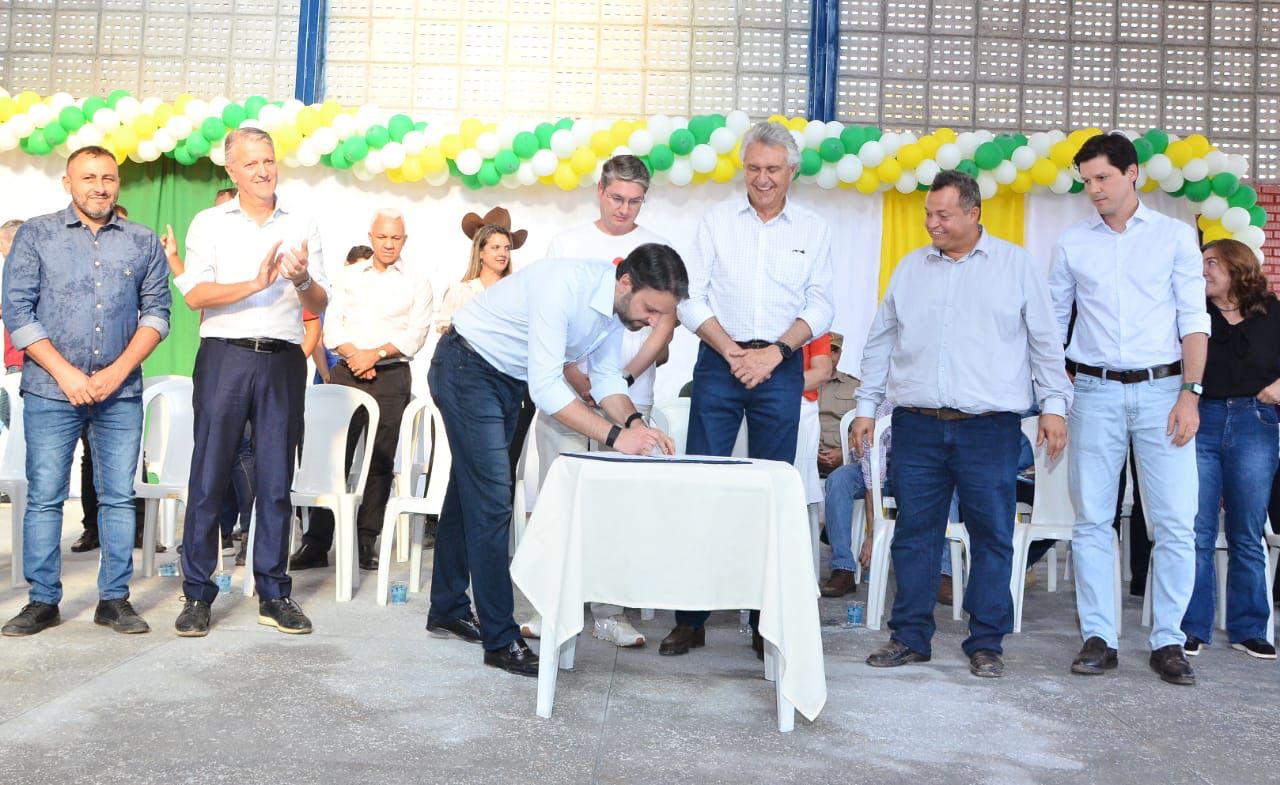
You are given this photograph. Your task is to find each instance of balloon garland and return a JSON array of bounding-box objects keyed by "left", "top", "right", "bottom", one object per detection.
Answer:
[{"left": 0, "top": 89, "right": 1268, "bottom": 255}]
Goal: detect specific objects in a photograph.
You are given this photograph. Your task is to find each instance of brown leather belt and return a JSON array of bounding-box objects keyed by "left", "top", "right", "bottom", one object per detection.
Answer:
[
  {"left": 736, "top": 340, "right": 773, "bottom": 350},
  {"left": 1067, "top": 360, "right": 1182, "bottom": 384},
  {"left": 220, "top": 337, "right": 296, "bottom": 353},
  {"left": 899, "top": 406, "right": 996, "bottom": 421}
]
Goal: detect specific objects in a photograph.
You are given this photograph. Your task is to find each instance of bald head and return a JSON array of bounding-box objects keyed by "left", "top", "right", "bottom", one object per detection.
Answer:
[{"left": 368, "top": 209, "right": 407, "bottom": 269}]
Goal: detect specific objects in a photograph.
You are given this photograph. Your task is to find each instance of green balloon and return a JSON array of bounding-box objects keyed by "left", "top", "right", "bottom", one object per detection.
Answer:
[
  {"left": 221, "top": 103, "right": 247, "bottom": 129},
  {"left": 1183, "top": 178, "right": 1212, "bottom": 202},
  {"left": 387, "top": 114, "right": 414, "bottom": 142},
  {"left": 185, "top": 134, "right": 211, "bottom": 157},
  {"left": 494, "top": 149, "right": 520, "bottom": 175},
  {"left": 1070, "top": 179, "right": 1084, "bottom": 193},
  {"left": 200, "top": 117, "right": 225, "bottom": 142},
  {"left": 244, "top": 96, "right": 268, "bottom": 119},
  {"left": 863, "top": 126, "right": 882, "bottom": 142},
  {"left": 1132, "top": 138, "right": 1153, "bottom": 163},
  {"left": 329, "top": 149, "right": 351, "bottom": 170},
  {"left": 460, "top": 172, "right": 482, "bottom": 190},
  {"left": 1144, "top": 128, "right": 1169, "bottom": 154},
  {"left": 1210, "top": 173, "right": 1239, "bottom": 198},
  {"left": 342, "top": 136, "right": 369, "bottom": 162},
  {"left": 1230, "top": 186, "right": 1259, "bottom": 210},
  {"left": 709, "top": 113, "right": 726, "bottom": 129},
  {"left": 840, "top": 126, "right": 867, "bottom": 155},
  {"left": 58, "top": 106, "right": 86, "bottom": 132},
  {"left": 818, "top": 137, "right": 844, "bottom": 163},
  {"left": 1011, "top": 134, "right": 1028, "bottom": 148},
  {"left": 42, "top": 123, "right": 68, "bottom": 147},
  {"left": 956, "top": 159, "right": 979, "bottom": 178},
  {"left": 648, "top": 144, "right": 674, "bottom": 171},
  {"left": 638, "top": 155, "right": 652, "bottom": 174},
  {"left": 534, "top": 123, "right": 556, "bottom": 149},
  {"left": 512, "top": 131, "right": 539, "bottom": 159},
  {"left": 82, "top": 97, "right": 107, "bottom": 120},
  {"left": 365, "top": 125, "right": 389, "bottom": 149},
  {"left": 174, "top": 146, "right": 196, "bottom": 166},
  {"left": 554, "top": 117, "right": 574, "bottom": 131},
  {"left": 995, "top": 136, "right": 1018, "bottom": 157},
  {"left": 668, "top": 129, "right": 695, "bottom": 155},
  {"left": 1248, "top": 205, "right": 1268, "bottom": 227},
  {"left": 1169, "top": 183, "right": 1186, "bottom": 198},
  {"left": 106, "top": 90, "right": 130, "bottom": 109},
  {"left": 477, "top": 160, "right": 501, "bottom": 187},
  {"left": 799, "top": 148, "right": 822, "bottom": 176},
  {"left": 974, "top": 141, "right": 1004, "bottom": 170},
  {"left": 413, "top": 121, "right": 428, "bottom": 132},
  {"left": 688, "top": 116, "right": 713, "bottom": 145},
  {"left": 446, "top": 158, "right": 461, "bottom": 177}
]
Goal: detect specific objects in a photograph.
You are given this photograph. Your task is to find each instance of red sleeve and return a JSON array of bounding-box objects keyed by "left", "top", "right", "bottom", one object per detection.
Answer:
[{"left": 302, "top": 309, "right": 319, "bottom": 322}]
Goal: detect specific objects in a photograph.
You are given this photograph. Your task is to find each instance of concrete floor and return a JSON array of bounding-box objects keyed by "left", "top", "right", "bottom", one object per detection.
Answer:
[{"left": 0, "top": 507, "right": 1276, "bottom": 785}]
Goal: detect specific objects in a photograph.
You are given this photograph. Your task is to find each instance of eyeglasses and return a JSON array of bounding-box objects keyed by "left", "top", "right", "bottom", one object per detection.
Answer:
[{"left": 604, "top": 192, "right": 645, "bottom": 209}]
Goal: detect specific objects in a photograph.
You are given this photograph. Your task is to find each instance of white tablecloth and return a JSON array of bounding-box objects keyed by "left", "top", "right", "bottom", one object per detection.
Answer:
[{"left": 510, "top": 453, "right": 827, "bottom": 723}]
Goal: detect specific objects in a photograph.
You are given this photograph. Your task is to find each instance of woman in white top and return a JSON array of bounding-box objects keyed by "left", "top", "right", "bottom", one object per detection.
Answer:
[{"left": 437, "top": 223, "right": 516, "bottom": 333}]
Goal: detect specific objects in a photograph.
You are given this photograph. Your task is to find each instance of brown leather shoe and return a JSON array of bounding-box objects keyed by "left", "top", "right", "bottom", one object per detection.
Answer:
[
  {"left": 1150, "top": 644, "right": 1195, "bottom": 686},
  {"left": 820, "top": 568, "right": 856, "bottom": 598},
  {"left": 937, "top": 575, "right": 954, "bottom": 606},
  {"left": 658, "top": 624, "right": 705, "bottom": 656}
]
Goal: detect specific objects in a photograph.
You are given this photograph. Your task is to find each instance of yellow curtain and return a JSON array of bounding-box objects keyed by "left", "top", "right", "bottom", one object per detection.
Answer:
[{"left": 877, "top": 189, "right": 1026, "bottom": 298}]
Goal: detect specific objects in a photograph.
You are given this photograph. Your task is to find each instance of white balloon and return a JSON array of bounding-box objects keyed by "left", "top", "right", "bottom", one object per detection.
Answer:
[
  {"left": 1203, "top": 150, "right": 1229, "bottom": 176},
  {"left": 379, "top": 141, "right": 405, "bottom": 169},
  {"left": 835, "top": 154, "right": 863, "bottom": 183},
  {"left": 1236, "top": 225, "right": 1266, "bottom": 249},
  {"left": 27, "top": 103, "right": 54, "bottom": 128},
  {"left": 207, "top": 96, "right": 230, "bottom": 117},
  {"left": 355, "top": 103, "right": 381, "bottom": 131},
  {"left": 814, "top": 163, "right": 838, "bottom": 189},
  {"left": 895, "top": 172, "right": 919, "bottom": 194},
  {"left": 975, "top": 129, "right": 995, "bottom": 144},
  {"left": 802, "top": 120, "right": 827, "bottom": 150},
  {"left": 915, "top": 159, "right": 941, "bottom": 186},
  {"left": 1159, "top": 170, "right": 1184, "bottom": 192},
  {"left": 257, "top": 104, "right": 284, "bottom": 131},
  {"left": 879, "top": 132, "right": 901, "bottom": 157},
  {"left": 709, "top": 126, "right": 736, "bottom": 154},
  {"left": 725, "top": 110, "right": 750, "bottom": 135},
  {"left": 516, "top": 161, "right": 538, "bottom": 186},
  {"left": 550, "top": 128, "right": 576, "bottom": 158},
  {"left": 401, "top": 130, "right": 426, "bottom": 154},
  {"left": 425, "top": 169, "right": 450, "bottom": 187},
  {"left": 9, "top": 114, "right": 35, "bottom": 138},
  {"left": 899, "top": 130, "right": 918, "bottom": 145},
  {"left": 140, "top": 96, "right": 163, "bottom": 115},
  {"left": 78, "top": 125, "right": 104, "bottom": 147},
  {"left": 610, "top": 145, "right": 633, "bottom": 158},
  {"left": 49, "top": 92, "right": 74, "bottom": 112},
  {"left": 309, "top": 127, "right": 338, "bottom": 155},
  {"left": 628, "top": 129, "right": 654, "bottom": 156},
  {"left": 824, "top": 121, "right": 845, "bottom": 139},
  {"left": 114, "top": 96, "right": 141, "bottom": 124},
  {"left": 363, "top": 151, "right": 385, "bottom": 174},
  {"left": 475, "top": 131, "right": 500, "bottom": 158},
  {"left": 165, "top": 114, "right": 193, "bottom": 140},
  {"left": 994, "top": 160, "right": 1018, "bottom": 185},
  {"left": 1182, "top": 159, "right": 1208, "bottom": 183},
  {"left": 976, "top": 172, "right": 997, "bottom": 200},
  {"left": 668, "top": 159, "right": 693, "bottom": 186},
  {"left": 1222, "top": 206, "right": 1251, "bottom": 233},
  {"left": 331, "top": 112, "right": 356, "bottom": 140},
  {"left": 281, "top": 99, "right": 304, "bottom": 121},
  {"left": 648, "top": 114, "right": 673, "bottom": 144},
  {"left": 1050, "top": 170, "right": 1074, "bottom": 194},
  {"left": 1011, "top": 146, "right": 1037, "bottom": 171},
  {"left": 456, "top": 148, "right": 483, "bottom": 175},
  {"left": 422, "top": 124, "right": 446, "bottom": 147},
  {"left": 351, "top": 161, "right": 375, "bottom": 181},
  {"left": 500, "top": 172, "right": 521, "bottom": 189},
  {"left": 1046, "top": 129, "right": 1067, "bottom": 145},
  {"left": 1228, "top": 154, "right": 1250, "bottom": 178},
  {"left": 858, "top": 140, "right": 885, "bottom": 168},
  {"left": 956, "top": 131, "right": 980, "bottom": 158},
  {"left": 670, "top": 115, "right": 688, "bottom": 130},
  {"left": 571, "top": 120, "right": 593, "bottom": 147},
  {"left": 0, "top": 127, "right": 15, "bottom": 152},
  {"left": 1027, "top": 132, "right": 1052, "bottom": 157},
  {"left": 0, "top": 87, "right": 8, "bottom": 99},
  {"left": 183, "top": 99, "right": 209, "bottom": 122},
  {"left": 789, "top": 129, "right": 805, "bottom": 152},
  {"left": 295, "top": 142, "right": 320, "bottom": 167},
  {"left": 935, "top": 143, "right": 962, "bottom": 170},
  {"left": 1199, "top": 194, "right": 1229, "bottom": 220},
  {"left": 136, "top": 140, "right": 160, "bottom": 162},
  {"left": 531, "top": 148, "right": 558, "bottom": 177},
  {"left": 1136, "top": 170, "right": 1148, "bottom": 189},
  {"left": 494, "top": 120, "right": 519, "bottom": 148},
  {"left": 690, "top": 143, "right": 717, "bottom": 173},
  {"left": 152, "top": 129, "right": 175, "bottom": 153},
  {"left": 209, "top": 145, "right": 226, "bottom": 166},
  {"left": 1145, "top": 153, "right": 1173, "bottom": 181}
]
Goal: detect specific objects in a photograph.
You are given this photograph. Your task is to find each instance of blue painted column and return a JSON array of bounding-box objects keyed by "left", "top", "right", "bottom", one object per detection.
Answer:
[
  {"left": 295, "top": 0, "right": 328, "bottom": 103},
  {"left": 806, "top": 0, "right": 839, "bottom": 121}
]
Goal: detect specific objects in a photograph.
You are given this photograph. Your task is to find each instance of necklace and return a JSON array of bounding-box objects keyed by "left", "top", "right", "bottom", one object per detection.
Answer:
[{"left": 1218, "top": 306, "right": 1239, "bottom": 312}]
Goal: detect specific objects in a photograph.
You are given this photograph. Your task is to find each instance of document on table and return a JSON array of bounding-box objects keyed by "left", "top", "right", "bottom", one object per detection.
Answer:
[{"left": 562, "top": 452, "right": 751, "bottom": 465}]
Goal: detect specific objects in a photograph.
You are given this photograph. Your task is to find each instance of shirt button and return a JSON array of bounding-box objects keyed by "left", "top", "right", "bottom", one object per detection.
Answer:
[
  {"left": 96, "top": 304, "right": 102, "bottom": 309},
  {"left": 93, "top": 349, "right": 100, "bottom": 355},
  {"left": 95, "top": 281, "right": 101, "bottom": 287},
  {"left": 95, "top": 326, "right": 101, "bottom": 332},
  {"left": 94, "top": 261, "right": 101, "bottom": 267}
]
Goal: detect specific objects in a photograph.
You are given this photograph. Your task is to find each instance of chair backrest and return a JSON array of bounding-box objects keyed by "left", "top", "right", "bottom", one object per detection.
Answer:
[
  {"left": 867, "top": 414, "right": 893, "bottom": 517},
  {"left": 294, "top": 385, "right": 380, "bottom": 496},
  {"left": 423, "top": 404, "right": 451, "bottom": 514},
  {"left": 394, "top": 396, "right": 433, "bottom": 496},
  {"left": 137, "top": 378, "right": 195, "bottom": 486},
  {"left": 651, "top": 398, "right": 691, "bottom": 455},
  {"left": 0, "top": 374, "right": 25, "bottom": 480},
  {"left": 838, "top": 409, "right": 857, "bottom": 465},
  {"left": 1019, "top": 415, "right": 1076, "bottom": 526}
]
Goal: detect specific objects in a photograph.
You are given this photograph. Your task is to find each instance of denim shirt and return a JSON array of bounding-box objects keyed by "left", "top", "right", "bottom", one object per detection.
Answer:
[{"left": 2, "top": 205, "right": 171, "bottom": 402}]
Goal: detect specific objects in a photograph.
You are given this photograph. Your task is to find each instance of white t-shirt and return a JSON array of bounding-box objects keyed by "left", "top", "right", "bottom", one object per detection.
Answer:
[{"left": 544, "top": 222, "right": 670, "bottom": 406}]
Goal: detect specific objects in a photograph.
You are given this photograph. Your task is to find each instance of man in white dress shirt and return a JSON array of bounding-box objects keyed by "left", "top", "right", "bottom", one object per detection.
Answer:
[
  {"left": 1050, "top": 132, "right": 1208, "bottom": 686},
  {"left": 173, "top": 127, "right": 328, "bottom": 637},
  {"left": 289, "top": 209, "right": 433, "bottom": 574},
  {"left": 661, "top": 121, "right": 834, "bottom": 658},
  {"left": 531, "top": 155, "right": 675, "bottom": 648},
  {"left": 853, "top": 170, "right": 1070, "bottom": 677}
]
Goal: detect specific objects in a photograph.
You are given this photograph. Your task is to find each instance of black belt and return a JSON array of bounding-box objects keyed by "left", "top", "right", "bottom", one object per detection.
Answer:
[
  {"left": 218, "top": 337, "right": 296, "bottom": 354},
  {"left": 736, "top": 340, "right": 773, "bottom": 350},
  {"left": 1068, "top": 360, "right": 1182, "bottom": 384},
  {"left": 899, "top": 406, "right": 997, "bottom": 421},
  {"left": 452, "top": 332, "right": 479, "bottom": 355}
]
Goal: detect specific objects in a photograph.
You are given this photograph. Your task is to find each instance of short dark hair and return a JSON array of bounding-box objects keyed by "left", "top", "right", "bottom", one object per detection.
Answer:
[
  {"left": 600, "top": 155, "right": 651, "bottom": 191},
  {"left": 616, "top": 243, "right": 689, "bottom": 299},
  {"left": 216, "top": 186, "right": 238, "bottom": 200},
  {"left": 345, "top": 244, "right": 374, "bottom": 264},
  {"left": 930, "top": 169, "right": 982, "bottom": 212},
  {"left": 1074, "top": 132, "right": 1137, "bottom": 173},
  {"left": 66, "top": 145, "right": 115, "bottom": 170}
]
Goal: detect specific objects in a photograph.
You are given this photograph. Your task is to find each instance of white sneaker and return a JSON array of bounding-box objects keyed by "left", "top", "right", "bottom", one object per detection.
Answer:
[
  {"left": 519, "top": 615, "right": 541, "bottom": 639},
  {"left": 592, "top": 615, "right": 645, "bottom": 647}
]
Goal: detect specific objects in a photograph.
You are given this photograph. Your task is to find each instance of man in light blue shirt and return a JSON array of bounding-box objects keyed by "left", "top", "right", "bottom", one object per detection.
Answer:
[
  {"left": 853, "top": 170, "right": 1070, "bottom": 678},
  {"left": 1050, "top": 132, "right": 1208, "bottom": 686},
  {"left": 428, "top": 244, "right": 688, "bottom": 677}
]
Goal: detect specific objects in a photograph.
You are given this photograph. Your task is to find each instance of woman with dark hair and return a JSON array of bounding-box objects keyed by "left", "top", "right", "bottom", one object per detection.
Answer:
[{"left": 1181, "top": 238, "right": 1280, "bottom": 660}]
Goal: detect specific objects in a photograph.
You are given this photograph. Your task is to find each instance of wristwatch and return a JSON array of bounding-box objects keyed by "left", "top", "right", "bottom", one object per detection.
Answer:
[
  {"left": 1181, "top": 381, "right": 1203, "bottom": 396},
  {"left": 294, "top": 275, "right": 313, "bottom": 292},
  {"left": 773, "top": 340, "right": 793, "bottom": 361},
  {"left": 624, "top": 412, "right": 645, "bottom": 429},
  {"left": 605, "top": 424, "right": 622, "bottom": 448},
  {"left": 377, "top": 349, "right": 388, "bottom": 360}
]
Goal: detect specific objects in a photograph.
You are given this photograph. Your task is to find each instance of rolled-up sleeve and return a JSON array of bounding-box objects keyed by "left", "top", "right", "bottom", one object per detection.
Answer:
[
  {"left": 797, "top": 221, "right": 835, "bottom": 337},
  {"left": 1170, "top": 221, "right": 1209, "bottom": 339},
  {"left": 137, "top": 233, "right": 172, "bottom": 340},
  {"left": 175, "top": 212, "right": 216, "bottom": 296},
  {"left": 586, "top": 327, "right": 627, "bottom": 403},
  {"left": 676, "top": 216, "right": 716, "bottom": 333},
  {"left": 525, "top": 276, "right": 579, "bottom": 414},
  {"left": 3, "top": 224, "right": 49, "bottom": 350}
]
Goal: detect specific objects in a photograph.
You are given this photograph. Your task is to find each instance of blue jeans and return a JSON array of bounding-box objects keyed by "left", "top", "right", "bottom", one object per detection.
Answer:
[
  {"left": 888, "top": 410, "right": 1021, "bottom": 657},
  {"left": 216, "top": 422, "right": 255, "bottom": 538},
  {"left": 1069, "top": 373, "right": 1196, "bottom": 650},
  {"left": 428, "top": 331, "right": 525, "bottom": 651},
  {"left": 1182, "top": 397, "right": 1278, "bottom": 644},
  {"left": 824, "top": 464, "right": 868, "bottom": 573},
  {"left": 23, "top": 392, "right": 142, "bottom": 604}
]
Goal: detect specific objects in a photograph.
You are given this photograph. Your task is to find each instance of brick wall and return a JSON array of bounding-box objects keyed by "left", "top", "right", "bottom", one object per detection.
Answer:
[{"left": 1261, "top": 185, "right": 1280, "bottom": 292}]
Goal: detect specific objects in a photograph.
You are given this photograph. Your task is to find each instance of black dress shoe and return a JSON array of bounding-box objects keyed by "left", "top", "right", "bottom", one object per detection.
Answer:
[
  {"left": 258, "top": 597, "right": 313, "bottom": 634},
  {"left": 358, "top": 543, "right": 379, "bottom": 571},
  {"left": 483, "top": 637, "right": 540, "bottom": 677},
  {"left": 658, "top": 624, "right": 705, "bottom": 656},
  {"left": 426, "top": 612, "right": 482, "bottom": 643},
  {"left": 752, "top": 628, "right": 764, "bottom": 660},
  {"left": 969, "top": 649, "right": 1004, "bottom": 678},
  {"left": 234, "top": 537, "right": 248, "bottom": 567},
  {"left": 288, "top": 542, "right": 329, "bottom": 571},
  {"left": 175, "top": 598, "right": 211, "bottom": 637},
  {"left": 134, "top": 529, "right": 166, "bottom": 552},
  {"left": 1071, "top": 635, "right": 1118, "bottom": 675},
  {"left": 1150, "top": 644, "right": 1195, "bottom": 686},
  {"left": 2, "top": 602, "right": 60, "bottom": 636},
  {"left": 71, "top": 530, "right": 100, "bottom": 552},
  {"left": 866, "top": 639, "right": 931, "bottom": 667},
  {"left": 94, "top": 598, "right": 150, "bottom": 634},
  {"left": 820, "top": 568, "right": 856, "bottom": 598}
]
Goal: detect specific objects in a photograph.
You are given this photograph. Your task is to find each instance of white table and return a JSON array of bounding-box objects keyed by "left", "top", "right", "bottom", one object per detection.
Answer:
[{"left": 509, "top": 453, "right": 827, "bottom": 732}]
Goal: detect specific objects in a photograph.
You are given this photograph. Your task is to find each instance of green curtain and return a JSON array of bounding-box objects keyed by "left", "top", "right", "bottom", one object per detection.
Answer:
[{"left": 117, "top": 158, "right": 231, "bottom": 376}]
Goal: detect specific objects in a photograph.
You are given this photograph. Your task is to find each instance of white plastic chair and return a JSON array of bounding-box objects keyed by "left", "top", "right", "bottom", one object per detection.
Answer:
[
  {"left": 133, "top": 378, "right": 195, "bottom": 576},
  {"left": 0, "top": 374, "right": 27, "bottom": 587},
  {"left": 390, "top": 397, "right": 432, "bottom": 563},
  {"left": 836, "top": 409, "right": 868, "bottom": 585},
  {"left": 246, "top": 385, "right": 379, "bottom": 601},
  {"left": 864, "top": 415, "right": 896, "bottom": 630},
  {"left": 650, "top": 399, "right": 691, "bottom": 455},
  {"left": 510, "top": 423, "right": 537, "bottom": 552}
]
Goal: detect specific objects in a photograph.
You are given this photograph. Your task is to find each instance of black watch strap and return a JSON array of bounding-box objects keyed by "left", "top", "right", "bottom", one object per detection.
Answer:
[
  {"left": 624, "top": 373, "right": 636, "bottom": 386},
  {"left": 605, "top": 424, "right": 622, "bottom": 448},
  {"left": 773, "top": 340, "right": 793, "bottom": 360},
  {"left": 624, "top": 412, "right": 645, "bottom": 429}
]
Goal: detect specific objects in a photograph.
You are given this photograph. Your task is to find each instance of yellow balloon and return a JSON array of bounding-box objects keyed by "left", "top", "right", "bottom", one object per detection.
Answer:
[
  {"left": 1185, "top": 133, "right": 1211, "bottom": 158},
  {"left": 1197, "top": 215, "right": 1222, "bottom": 231},
  {"left": 459, "top": 117, "right": 484, "bottom": 147},
  {"left": 385, "top": 167, "right": 404, "bottom": 184},
  {"left": 570, "top": 146, "right": 597, "bottom": 176},
  {"left": 274, "top": 125, "right": 301, "bottom": 152},
  {"left": 876, "top": 158, "right": 903, "bottom": 182},
  {"left": 133, "top": 115, "right": 158, "bottom": 138},
  {"left": 401, "top": 157, "right": 424, "bottom": 182},
  {"left": 0, "top": 96, "right": 16, "bottom": 122},
  {"left": 589, "top": 131, "right": 614, "bottom": 158},
  {"left": 933, "top": 128, "right": 957, "bottom": 144},
  {"left": 113, "top": 147, "right": 128, "bottom": 165},
  {"left": 421, "top": 147, "right": 447, "bottom": 174},
  {"left": 296, "top": 107, "right": 321, "bottom": 135},
  {"left": 767, "top": 114, "right": 787, "bottom": 125},
  {"left": 787, "top": 116, "right": 807, "bottom": 132},
  {"left": 1140, "top": 176, "right": 1160, "bottom": 192},
  {"left": 1030, "top": 159, "right": 1058, "bottom": 186},
  {"left": 1049, "top": 141, "right": 1075, "bottom": 169},
  {"left": 916, "top": 136, "right": 939, "bottom": 158},
  {"left": 837, "top": 179, "right": 855, "bottom": 190},
  {"left": 611, "top": 119, "right": 634, "bottom": 142},
  {"left": 711, "top": 156, "right": 736, "bottom": 183},
  {"left": 111, "top": 127, "right": 139, "bottom": 155},
  {"left": 153, "top": 104, "right": 174, "bottom": 126},
  {"left": 16, "top": 91, "right": 41, "bottom": 111},
  {"left": 692, "top": 171, "right": 710, "bottom": 185},
  {"left": 1165, "top": 140, "right": 1193, "bottom": 168},
  {"left": 1011, "top": 170, "right": 1034, "bottom": 193},
  {"left": 539, "top": 175, "right": 556, "bottom": 186},
  {"left": 554, "top": 162, "right": 579, "bottom": 191},
  {"left": 1202, "top": 225, "right": 1232, "bottom": 243},
  {"left": 896, "top": 143, "right": 923, "bottom": 169},
  {"left": 440, "top": 133, "right": 464, "bottom": 159},
  {"left": 173, "top": 94, "right": 194, "bottom": 113},
  {"left": 319, "top": 100, "right": 343, "bottom": 123},
  {"left": 854, "top": 170, "right": 880, "bottom": 194}
]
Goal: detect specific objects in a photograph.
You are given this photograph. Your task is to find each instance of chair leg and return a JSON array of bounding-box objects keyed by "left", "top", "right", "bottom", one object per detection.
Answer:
[
  {"left": 140, "top": 499, "right": 158, "bottom": 578},
  {"left": 1140, "top": 553, "right": 1154, "bottom": 628},
  {"left": 808, "top": 503, "right": 820, "bottom": 582},
  {"left": 9, "top": 486, "right": 25, "bottom": 588},
  {"left": 850, "top": 499, "right": 865, "bottom": 585},
  {"left": 335, "top": 503, "right": 355, "bottom": 602},
  {"left": 376, "top": 504, "right": 399, "bottom": 607},
  {"left": 1046, "top": 546, "right": 1058, "bottom": 593},
  {"left": 409, "top": 513, "right": 425, "bottom": 595},
  {"left": 1113, "top": 531, "right": 1123, "bottom": 637},
  {"left": 950, "top": 538, "right": 965, "bottom": 622},
  {"left": 242, "top": 508, "right": 257, "bottom": 597},
  {"left": 1214, "top": 547, "right": 1228, "bottom": 632},
  {"left": 867, "top": 520, "right": 894, "bottom": 631},
  {"left": 1011, "top": 526, "right": 1029, "bottom": 634}
]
